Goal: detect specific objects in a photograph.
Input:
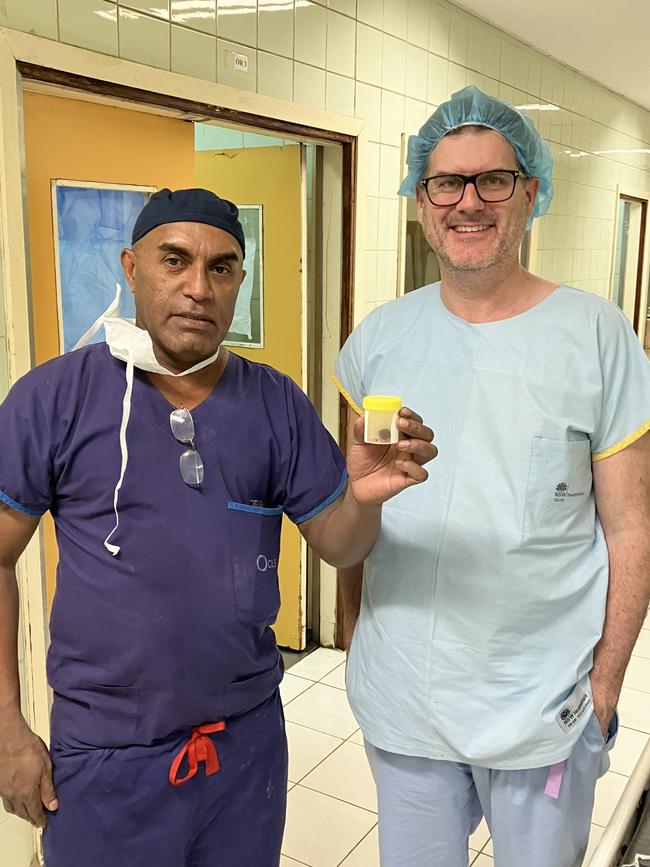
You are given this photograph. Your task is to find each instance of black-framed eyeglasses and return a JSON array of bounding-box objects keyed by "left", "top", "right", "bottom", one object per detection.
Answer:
[
  {"left": 169, "top": 407, "right": 204, "bottom": 487},
  {"left": 420, "top": 170, "right": 527, "bottom": 207}
]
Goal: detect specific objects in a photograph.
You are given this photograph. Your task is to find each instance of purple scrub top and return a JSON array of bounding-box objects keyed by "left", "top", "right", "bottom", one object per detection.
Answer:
[{"left": 0, "top": 344, "right": 346, "bottom": 748}]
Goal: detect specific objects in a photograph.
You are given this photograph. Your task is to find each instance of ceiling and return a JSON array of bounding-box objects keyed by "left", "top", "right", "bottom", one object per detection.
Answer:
[{"left": 452, "top": 0, "right": 650, "bottom": 112}]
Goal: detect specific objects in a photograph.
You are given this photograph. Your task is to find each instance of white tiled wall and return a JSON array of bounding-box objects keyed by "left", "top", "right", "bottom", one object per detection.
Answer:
[{"left": 1, "top": 1, "right": 650, "bottom": 318}]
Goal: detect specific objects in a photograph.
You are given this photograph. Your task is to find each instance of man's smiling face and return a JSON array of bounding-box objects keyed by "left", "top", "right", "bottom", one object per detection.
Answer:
[{"left": 416, "top": 127, "right": 539, "bottom": 275}]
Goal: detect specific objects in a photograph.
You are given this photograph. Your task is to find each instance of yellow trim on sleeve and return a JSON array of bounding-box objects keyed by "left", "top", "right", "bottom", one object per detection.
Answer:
[
  {"left": 331, "top": 373, "right": 364, "bottom": 417},
  {"left": 592, "top": 418, "right": 650, "bottom": 461}
]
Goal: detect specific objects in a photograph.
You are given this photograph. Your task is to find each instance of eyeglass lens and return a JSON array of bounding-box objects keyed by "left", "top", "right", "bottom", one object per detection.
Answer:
[
  {"left": 170, "top": 407, "right": 195, "bottom": 442},
  {"left": 179, "top": 448, "right": 204, "bottom": 487}
]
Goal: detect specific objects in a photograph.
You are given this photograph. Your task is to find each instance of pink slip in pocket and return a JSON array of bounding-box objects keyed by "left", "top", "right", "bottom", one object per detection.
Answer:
[{"left": 544, "top": 761, "right": 565, "bottom": 799}]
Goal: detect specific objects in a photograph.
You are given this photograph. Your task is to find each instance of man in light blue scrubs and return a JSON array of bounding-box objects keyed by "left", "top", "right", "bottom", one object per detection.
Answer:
[{"left": 334, "top": 87, "right": 650, "bottom": 867}]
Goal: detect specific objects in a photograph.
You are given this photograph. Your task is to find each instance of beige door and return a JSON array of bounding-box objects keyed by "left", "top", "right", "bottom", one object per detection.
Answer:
[{"left": 196, "top": 145, "right": 306, "bottom": 649}]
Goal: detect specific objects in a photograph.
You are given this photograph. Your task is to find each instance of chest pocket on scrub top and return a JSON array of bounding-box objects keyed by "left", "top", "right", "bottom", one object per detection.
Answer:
[
  {"left": 522, "top": 437, "right": 594, "bottom": 546},
  {"left": 227, "top": 502, "right": 283, "bottom": 626}
]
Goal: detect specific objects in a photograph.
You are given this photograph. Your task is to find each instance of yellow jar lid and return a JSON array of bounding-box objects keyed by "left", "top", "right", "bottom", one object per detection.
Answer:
[{"left": 362, "top": 395, "right": 402, "bottom": 412}]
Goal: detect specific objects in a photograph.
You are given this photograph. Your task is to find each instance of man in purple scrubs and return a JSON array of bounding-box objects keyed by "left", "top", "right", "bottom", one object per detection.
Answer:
[{"left": 0, "top": 189, "right": 436, "bottom": 866}]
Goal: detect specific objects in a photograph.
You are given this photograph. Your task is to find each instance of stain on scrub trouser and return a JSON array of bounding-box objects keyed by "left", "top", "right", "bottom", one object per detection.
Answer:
[
  {"left": 365, "top": 711, "right": 618, "bottom": 867},
  {"left": 43, "top": 690, "right": 287, "bottom": 867}
]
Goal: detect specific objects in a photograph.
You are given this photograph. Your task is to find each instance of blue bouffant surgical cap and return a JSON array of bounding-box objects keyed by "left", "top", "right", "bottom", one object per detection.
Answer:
[
  {"left": 132, "top": 188, "right": 245, "bottom": 256},
  {"left": 398, "top": 86, "right": 553, "bottom": 221}
]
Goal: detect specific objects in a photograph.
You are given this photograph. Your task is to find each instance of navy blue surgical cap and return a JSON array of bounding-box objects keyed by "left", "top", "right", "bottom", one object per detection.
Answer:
[{"left": 132, "top": 188, "right": 245, "bottom": 256}]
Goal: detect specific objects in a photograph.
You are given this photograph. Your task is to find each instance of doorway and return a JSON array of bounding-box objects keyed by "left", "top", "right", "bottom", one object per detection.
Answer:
[
  {"left": 21, "top": 89, "right": 344, "bottom": 652},
  {"left": 611, "top": 191, "right": 650, "bottom": 343}
]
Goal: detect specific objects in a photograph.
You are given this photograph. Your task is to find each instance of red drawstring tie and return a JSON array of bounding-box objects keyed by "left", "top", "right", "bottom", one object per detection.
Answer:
[{"left": 169, "top": 722, "right": 226, "bottom": 787}]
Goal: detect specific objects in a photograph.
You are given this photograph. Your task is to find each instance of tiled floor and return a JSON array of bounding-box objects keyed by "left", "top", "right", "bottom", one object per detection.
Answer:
[{"left": 280, "top": 616, "right": 650, "bottom": 866}]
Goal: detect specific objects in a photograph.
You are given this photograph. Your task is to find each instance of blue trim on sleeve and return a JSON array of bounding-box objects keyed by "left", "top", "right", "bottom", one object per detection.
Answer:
[
  {"left": 294, "top": 469, "right": 348, "bottom": 525},
  {"left": 227, "top": 501, "right": 284, "bottom": 516},
  {"left": 0, "top": 490, "right": 42, "bottom": 517}
]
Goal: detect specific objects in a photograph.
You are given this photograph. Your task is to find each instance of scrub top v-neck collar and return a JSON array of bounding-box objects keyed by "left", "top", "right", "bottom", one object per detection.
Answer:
[{"left": 142, "top": 350, "right": 235, "bottom": 419}]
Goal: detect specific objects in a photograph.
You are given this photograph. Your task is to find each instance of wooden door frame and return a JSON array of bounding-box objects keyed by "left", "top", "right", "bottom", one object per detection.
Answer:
[{"left": 0, "top": 28, "right": 366, "bottom": 783}]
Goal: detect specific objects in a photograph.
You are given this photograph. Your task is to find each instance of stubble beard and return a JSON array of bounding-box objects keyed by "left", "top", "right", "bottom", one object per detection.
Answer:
[{"left": 423, "top": 207, "right": 529, "bottom": 275}]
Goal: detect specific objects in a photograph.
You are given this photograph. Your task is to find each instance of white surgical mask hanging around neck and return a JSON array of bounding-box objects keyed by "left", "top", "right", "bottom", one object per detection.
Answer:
[{"left": 74, "top": 283, "right": 220, "bottom": 557}]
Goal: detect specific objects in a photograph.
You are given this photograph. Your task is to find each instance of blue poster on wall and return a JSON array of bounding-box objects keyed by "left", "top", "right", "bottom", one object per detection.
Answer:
[{"left": 53, "top": 182, "right": 154, "bottom": 352}]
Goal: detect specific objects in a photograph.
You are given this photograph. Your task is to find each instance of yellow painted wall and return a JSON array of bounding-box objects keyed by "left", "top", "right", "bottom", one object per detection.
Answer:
[
  {"left": 23, "top": 92, "right": 196, "bottom": 608},
  {"left": 24, "top": 92, "right": 196, "bottom": 366},
  {"left": 195, "top": 146, "right": 302, "bottom": 383},
  {"left": 196, "top": 146, "right": 305, "bottom": 648}
]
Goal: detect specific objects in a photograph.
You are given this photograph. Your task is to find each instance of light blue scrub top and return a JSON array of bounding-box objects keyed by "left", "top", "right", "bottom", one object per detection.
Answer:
[{"left": 335, "top": 283, "right": 650, "bottom": 770}]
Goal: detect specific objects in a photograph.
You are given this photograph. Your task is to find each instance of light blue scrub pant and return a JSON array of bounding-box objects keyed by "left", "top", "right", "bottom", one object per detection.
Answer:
[{"left": 365, "top": 711, "right": 618, "bottom": 867}]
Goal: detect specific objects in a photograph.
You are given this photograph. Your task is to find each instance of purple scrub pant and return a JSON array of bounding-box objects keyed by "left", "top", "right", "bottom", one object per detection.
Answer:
[{"left": 43, "top": 691, "right": 287, "bottom": 867}]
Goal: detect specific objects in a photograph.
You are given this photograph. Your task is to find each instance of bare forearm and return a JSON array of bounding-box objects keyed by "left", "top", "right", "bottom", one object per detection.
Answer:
[
  {"left": 0, "top": 565, "right": 23, "bottom": 726},
  {"left": 305, "top": 488, "right": 381, "bottom": 567},
  {"left": 339, "top": 563, "right": 363, "bottom": 649},
  {"left": 591, "top": 532, "right": 650, "bottom": 696}
]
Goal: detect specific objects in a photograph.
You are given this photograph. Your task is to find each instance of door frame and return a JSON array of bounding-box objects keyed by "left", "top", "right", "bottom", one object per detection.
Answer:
[
  {"left": 0, "top": 26, "right": 366, "bottom": 796},
  {"left": 609, "top": 185, "right": 650, "bottom": 342}
]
